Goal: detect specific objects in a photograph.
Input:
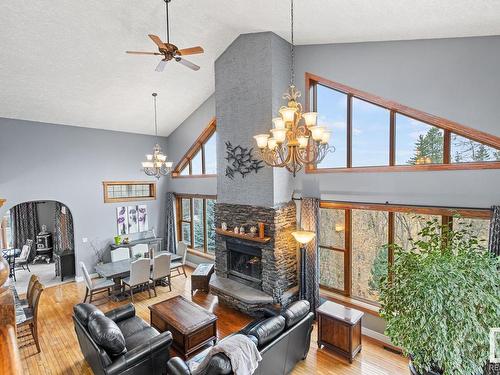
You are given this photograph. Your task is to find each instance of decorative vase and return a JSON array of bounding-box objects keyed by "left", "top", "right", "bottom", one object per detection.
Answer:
[
  {"left": 221, "top": 222, "right": 227, "bottom": 231},
  {"left": 114, "top": 236, "right": 121, "bottom": 245},
  {"left": 234, "top": 227, "right": 239, "bottom": 234},
  {"left": 239, "top": 226, "right": 245, "bottom": 234},
  {"left": 250, "top": 226, "right": 257, "bottom": 236}
]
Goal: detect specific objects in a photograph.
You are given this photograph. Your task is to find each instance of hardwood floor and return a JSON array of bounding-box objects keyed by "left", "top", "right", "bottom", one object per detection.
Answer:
[{"left": 18, "top": 268, "right": 409, "bottom": 374}]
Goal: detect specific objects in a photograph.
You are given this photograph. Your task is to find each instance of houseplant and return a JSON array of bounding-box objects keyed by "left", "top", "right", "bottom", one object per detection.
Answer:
[{"left": 378, "top": 218, "right": 499, "bottom": 375}]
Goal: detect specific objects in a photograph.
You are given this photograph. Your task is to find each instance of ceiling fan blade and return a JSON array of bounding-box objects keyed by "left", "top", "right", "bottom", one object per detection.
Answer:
[
  {"left": 155, "top": 59, "right": 168, "bottom": 72},
  {"left": 177, "top": 46, "right": 204, "bottom": 56},
  {"left": 126, "top": 51, "right": 163, "bottom": 55},
  {"left": 148, "top": 34, "right": 165, "bottom": 48},
  {"left": 176, "top": 57, "right": 200, "bottom": 71}
]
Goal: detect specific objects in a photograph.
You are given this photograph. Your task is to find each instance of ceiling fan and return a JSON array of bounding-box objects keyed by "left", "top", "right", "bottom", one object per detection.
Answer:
[{"left": 126, "top": 0, "right": 204, "bottom": 72}]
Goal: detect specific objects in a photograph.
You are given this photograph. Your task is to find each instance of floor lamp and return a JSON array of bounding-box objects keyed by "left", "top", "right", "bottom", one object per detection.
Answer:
[{"left": 292, "top": 230, "right": 316, "bottom": 301}]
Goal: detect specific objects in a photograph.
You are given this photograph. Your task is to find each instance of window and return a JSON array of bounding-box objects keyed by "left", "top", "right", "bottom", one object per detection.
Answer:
[
  {"left": 1, "top": 210, "right": 13, "bottom": 249},
  {"left": 172, "top": 118, "right": 217, "bottom": 177},
  {"left": 318, "top": 201, "right": 491, "bottom": 305},
  {"left": 307, "top": 73, "right": 500, "bottom": 172},
  {"left": 351, "top": 99, "right": 390, "bottom": 167},
  {"left": 103, "top": 181, "right": 156, "bottom": 203},
  {"left": 176, "top": 194, "right": 217, "bottom": 255}
]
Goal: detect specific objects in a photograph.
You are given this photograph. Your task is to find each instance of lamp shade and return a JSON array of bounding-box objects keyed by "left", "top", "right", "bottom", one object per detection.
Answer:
[
  {"left": 272, "top": 117, "right": 285, "bottom": 130},
  {"left": 271, "top": 128, "right": 287, "bottom": 143},
  {"left": 320, "top": 130, "right": 331, "bottom": 144},
  {"left": 303, "top": 112, "right": 318, "bottom": 126},
  {"left": 267, "top": 137, "right": 277, "bottom": 151},
  {"left": 308, "top": 126, "right": 325, "bottom": 142},
  {"left": 254, "top": 134, "right": 270, "bottom": 149},
  {"left": 280, "top": 107, "right": 296, "bottom": 122},
  {"left": 292, "top": 230, "right": 316, "bottom": 245},
  {"left": 297, "top": 136, "right": 309, "bottom": 149},
  {"left": 142, "top": 161, "right": 154, "bottom": 168}
]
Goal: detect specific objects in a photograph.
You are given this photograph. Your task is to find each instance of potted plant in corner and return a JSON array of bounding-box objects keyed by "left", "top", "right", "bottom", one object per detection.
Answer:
[{"left": 378, "top": 218, "right": 499, "bottom": 375}]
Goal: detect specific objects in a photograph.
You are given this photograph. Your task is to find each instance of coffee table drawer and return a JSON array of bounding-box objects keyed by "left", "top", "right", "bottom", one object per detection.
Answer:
[{"left": 188, "top": 323, "right": 216, "bottom": 348}]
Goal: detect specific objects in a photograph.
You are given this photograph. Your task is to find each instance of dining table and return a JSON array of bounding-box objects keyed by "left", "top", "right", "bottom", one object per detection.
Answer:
[{"left": 94, "top": 252, "right": 181, "bottom": 301}]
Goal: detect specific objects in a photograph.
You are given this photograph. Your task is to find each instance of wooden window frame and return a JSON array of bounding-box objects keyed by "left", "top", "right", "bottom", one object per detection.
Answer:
[
  {"left": 102, "top": 181, "right": 156, "bottom": 203},
  {"left": 305, "top": 72, "right": 500, "bottom": 174},
  {"left": 175, "top": 193, "right": 217, "bottom": 257},
  {"left": 172, "top": 118, "right": 217, "bottom": 178},
  {"left": 319, "top": 200, "right": 491, "bottom": 307}
]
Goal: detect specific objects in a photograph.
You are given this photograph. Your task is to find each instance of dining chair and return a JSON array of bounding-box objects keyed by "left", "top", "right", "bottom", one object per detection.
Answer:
[
  {"left": 171, "top": 242, "right": 187, "bottom": 278},
  {"left": 18, "top": 274, "right": 39, "bottom": 307},
  {"left": 131, "top": 243, "right": 149, "bottom": 259},
  {"left": 150, "top": 253, "right": 171, "bottom": 296},
  {"left": 80, "top": 262, "right": 115, "bottom": 303},
  {"left": 121, "top": 258, "right": 151, "bottom": 302},
  {"left": 110, "top": 247, "right": 130, "bottom": 262},
  {"left": 15, "top": 244, "right": 32, "bottom": 273},
  {"left": 17, "top": 280, "right": 44, "bottom": 353}
]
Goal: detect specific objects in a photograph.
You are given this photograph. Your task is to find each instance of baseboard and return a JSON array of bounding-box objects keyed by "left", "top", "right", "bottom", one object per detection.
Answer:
[{"left": 362, "top": 327, "right": 392, "bottom": 346}]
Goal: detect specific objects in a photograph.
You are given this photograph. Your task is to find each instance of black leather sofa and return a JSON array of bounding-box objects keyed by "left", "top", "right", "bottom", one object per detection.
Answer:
[
  {"left": 73, "top": 303, "right": 173, "bottom": 375},
  {"left": 166, "top": 300, "right": 314, "bottom": 375}
]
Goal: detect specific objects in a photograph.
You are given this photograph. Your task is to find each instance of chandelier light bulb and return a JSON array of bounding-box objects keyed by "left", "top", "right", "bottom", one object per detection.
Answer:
[
  {"left": 254, "top": 134, "right": 270, "bottom": 149},
  {"left": 272, "top": 117, "right": 286, "bottom": 130},
  {"left": 303, "top": 112, "right": 318, "bottom": 126},
  {"left": 280, "top": 107, "right": 296, "bottom": 123},
  {"left": 297, "top": 136, "right": 309, "bottom": 149},
  {"left": 271, "top": 128, "right": 287, "bottom": 144},
  {"left": 267, "top": 137, "right": 278, "bottom": 151}
]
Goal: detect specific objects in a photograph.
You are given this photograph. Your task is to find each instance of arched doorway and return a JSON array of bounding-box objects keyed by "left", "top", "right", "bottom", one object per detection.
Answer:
[{"left": 1, "top": 200, "right": 75, "bottom": 290}]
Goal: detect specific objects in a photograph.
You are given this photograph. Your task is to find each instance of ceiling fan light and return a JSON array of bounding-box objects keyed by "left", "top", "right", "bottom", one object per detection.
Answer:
[
  {"left": 303, "top": 112, "right": 318, "bottom": 126},
  {"left": 272, "top": 117, "right": 286, "bottom": 130},
  {"left": 254, "top": 134, "right": 270, "bottom": 149}
]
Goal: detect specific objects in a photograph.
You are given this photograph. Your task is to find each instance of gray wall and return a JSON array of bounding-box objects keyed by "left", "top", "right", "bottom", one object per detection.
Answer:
[
  {"left": 293, "top": 36, "right": 500, "bottom": 207},
  {"left": 215, "top": 32, "right": 293, "bottom": 207},
  {"left": 0, "top": 118, "right": 169, "bottom": 276}
]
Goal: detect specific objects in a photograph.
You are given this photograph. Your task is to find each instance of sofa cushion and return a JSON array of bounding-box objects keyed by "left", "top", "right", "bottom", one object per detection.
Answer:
[
  {"left": 124, "top": 326, "right": 159, "bottom": 351},
  {"left": 73, "top": 303, "right": 104, "bottom": 327},
  {"left": 116, "top": 316, "right": 150, "bottom": 338},
  {"left": 281, "top": 300, "right": 310, "bottom": 329},
  {"left": 88, "top": 315, "right": 127, "bottom": 357},
  {"left": 247, "top": 315, "right": 285, "bottom": 348}
]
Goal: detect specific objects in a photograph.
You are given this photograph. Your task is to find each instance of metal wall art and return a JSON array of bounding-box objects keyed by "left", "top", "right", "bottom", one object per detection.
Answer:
[{"left": 224, "top": 141, "right": 264, "bottom": 179}]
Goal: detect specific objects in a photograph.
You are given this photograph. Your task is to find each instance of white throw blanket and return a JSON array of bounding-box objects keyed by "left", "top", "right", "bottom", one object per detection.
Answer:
[{"left": 192, "top": 334, "right": 262, "bottom": 375}]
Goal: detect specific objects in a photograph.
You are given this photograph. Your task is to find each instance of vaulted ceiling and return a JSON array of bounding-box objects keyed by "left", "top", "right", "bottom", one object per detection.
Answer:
[{"left": 1, "top": 0, "right": 499, "bottom": 136}]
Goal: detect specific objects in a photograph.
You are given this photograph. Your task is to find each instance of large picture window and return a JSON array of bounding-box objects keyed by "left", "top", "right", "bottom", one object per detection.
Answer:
[
  {"left": 318, "top": 201, "right": 491, "bottom": 305},
  {"left": 306, "top": 73, "right": 500, "bottom": 173},
  {"left": 176, "top": 194, "right": 216, "bottom": 256},
  {"left": 172, "top": 119, "right": 217, "bottom": 177}
]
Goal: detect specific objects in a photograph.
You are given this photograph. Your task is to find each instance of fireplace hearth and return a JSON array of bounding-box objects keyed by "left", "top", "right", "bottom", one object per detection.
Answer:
[{"left": 227, "top": 240, "right": 262, "bottom": 289}]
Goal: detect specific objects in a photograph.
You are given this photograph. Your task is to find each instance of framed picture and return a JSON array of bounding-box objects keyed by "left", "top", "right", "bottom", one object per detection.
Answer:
[
  {"left": 128, "top": 206, "right": 139, "bottom": 234},
  {"left": 116, "top": 206, "right": 128, "bottom": 235},
  {"left": 138, "top": 205, "right": 148, "bottom": 232}
]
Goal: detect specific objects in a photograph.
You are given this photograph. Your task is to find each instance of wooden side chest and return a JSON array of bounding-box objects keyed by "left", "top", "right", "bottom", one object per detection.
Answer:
[
  {"left": 317, "top": 300, "right": 364, "bottom": 363},
  {"left": 191, "top": 263, "right": 214, "bottom": 295}
]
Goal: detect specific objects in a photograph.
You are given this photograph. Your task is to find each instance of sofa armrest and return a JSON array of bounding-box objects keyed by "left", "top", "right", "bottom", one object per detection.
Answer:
[
  {"left": 166, "top": 357, "right": 191, "bottom": 375},
  {"left": 105, "top": 330, "right": 173, "bottom": 375},
  {"left": 105, "top": 303, "right": 135, "bottom": 323}
]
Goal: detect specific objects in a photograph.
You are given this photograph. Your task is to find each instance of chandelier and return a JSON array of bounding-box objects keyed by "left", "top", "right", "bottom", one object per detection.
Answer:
[
  {"left": 141, "top": 93, "right": 173, "bottom": 178},
  {"left": 253, "top": 0, "right": 333, "bottom": 177}
]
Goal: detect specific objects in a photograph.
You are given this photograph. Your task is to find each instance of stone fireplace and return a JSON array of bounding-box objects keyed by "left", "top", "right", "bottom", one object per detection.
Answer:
[{"left": 209, "top": 201, "right": 298, "bottom": 314}]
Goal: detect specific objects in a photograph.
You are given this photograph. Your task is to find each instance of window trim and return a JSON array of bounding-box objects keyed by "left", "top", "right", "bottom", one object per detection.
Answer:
[
  {"left": 171, "top": 118, "right": 217, "bottom": 178},
  {"left": 305, "top": 72, "right": 500, "bottom": 173},
  {"left": 319, "top": 200, "right": 492, "bottom": 306},
  {"left": 102, "top": 181, "right": 156, "bottom": 203},
  {"left": 175, "top": 193, "right": 217, "bottom": 256}
]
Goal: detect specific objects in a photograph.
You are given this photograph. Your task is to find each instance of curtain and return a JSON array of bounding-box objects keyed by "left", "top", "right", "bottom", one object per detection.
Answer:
[
  {"left": 11, "top": 202, "right": 39, "bottom": 261},
  {"left": 300, "top": 197, "right": 320, "bottom": 315},
  {"left": 165, "top": 192, "right": 177, "bottom": 254},
  {"left": 53, "top": 202, "right": 74, "bottom": 256},
  {"left": 489, "top": 205, "right": 500, "bottom": 256}
]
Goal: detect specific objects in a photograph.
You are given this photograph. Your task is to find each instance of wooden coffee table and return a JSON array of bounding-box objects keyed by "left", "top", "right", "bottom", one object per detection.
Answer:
[{"left": 149, "top": 295, "right": 217, "bottom": 359}]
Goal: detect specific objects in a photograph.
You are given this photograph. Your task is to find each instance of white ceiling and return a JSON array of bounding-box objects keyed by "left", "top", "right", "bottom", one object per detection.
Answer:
[{"left": 1, "top": 0, "right": 499, "bottom": 136}]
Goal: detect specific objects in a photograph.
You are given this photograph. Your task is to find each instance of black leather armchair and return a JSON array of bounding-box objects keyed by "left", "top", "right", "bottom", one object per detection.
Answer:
[
  {"left": 73, "top": 303, "right": 173, "bottom": 375},
  {"left": 167, "top": 300, "right": 314, "bottom": 375}
]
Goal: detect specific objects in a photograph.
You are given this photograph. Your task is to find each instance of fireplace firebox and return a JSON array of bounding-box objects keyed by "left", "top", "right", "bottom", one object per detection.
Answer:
[{"left": 227, "top": 240, "right": 262, "bottom": 290}]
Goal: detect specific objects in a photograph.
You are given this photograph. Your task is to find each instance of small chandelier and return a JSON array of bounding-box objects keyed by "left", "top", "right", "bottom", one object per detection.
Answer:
[
  {"left": 141, "top": 93, "right": 173, "bottom": 178},
  {"left": 253, "top": 0, "right": 333, "bottom": 177}
]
